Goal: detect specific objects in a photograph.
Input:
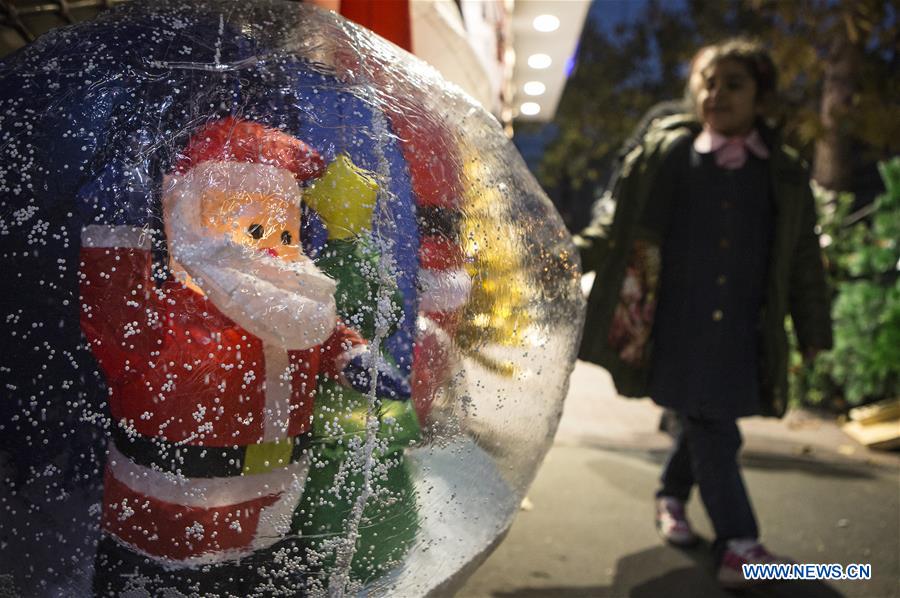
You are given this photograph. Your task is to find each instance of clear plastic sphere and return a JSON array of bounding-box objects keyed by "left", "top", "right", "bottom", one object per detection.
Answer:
[{"left": 0, "top": 1, "right": 584, "bottom": 595}]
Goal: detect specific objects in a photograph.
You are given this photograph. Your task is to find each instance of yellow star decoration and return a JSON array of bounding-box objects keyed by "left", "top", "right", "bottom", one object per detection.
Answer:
[{"left": 305, "top": 154, "right": 379, "bottom": 240}]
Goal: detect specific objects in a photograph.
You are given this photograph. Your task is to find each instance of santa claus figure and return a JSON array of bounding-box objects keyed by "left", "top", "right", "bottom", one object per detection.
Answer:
[{"left": 79, "top": 117, "right": 410, "bottom": 589}]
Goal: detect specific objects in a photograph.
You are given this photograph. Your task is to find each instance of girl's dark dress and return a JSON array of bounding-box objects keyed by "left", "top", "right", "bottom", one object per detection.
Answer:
[
  {"left": 648, "top": 134, "right": 774, "bottom": 545},
  {"left": 648, "top": 136, "right": 773, "bottom": 419}
]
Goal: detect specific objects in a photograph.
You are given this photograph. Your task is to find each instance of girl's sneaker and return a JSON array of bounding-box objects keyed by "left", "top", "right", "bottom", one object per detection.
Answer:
[
  {"left": 655, "top": 496, "right": 697, "bottom": 547},
  {"left": 717, "top": 538, "right": 793, "bottom": 588}
]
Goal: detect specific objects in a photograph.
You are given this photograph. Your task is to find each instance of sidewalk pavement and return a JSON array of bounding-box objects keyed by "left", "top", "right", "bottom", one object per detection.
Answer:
[{"left": 457, "top": 361, "right": 900, "bottom": 598}]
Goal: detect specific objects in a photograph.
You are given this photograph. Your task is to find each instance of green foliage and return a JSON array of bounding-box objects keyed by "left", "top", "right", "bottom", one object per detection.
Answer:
[
  {"left": 790, "top": 158, "right": 900, "bottom": 409},
  {"left": 756, "top": 0, "right": 899, "bottom": 157}
]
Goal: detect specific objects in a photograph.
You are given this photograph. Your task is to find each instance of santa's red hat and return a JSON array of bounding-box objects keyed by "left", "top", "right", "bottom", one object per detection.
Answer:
[
  {"left": 175, "top": 116, "right": 326, "bottom": 182},
  {"left": 164, "top": 117, "right": 327, "bottom": 244}
]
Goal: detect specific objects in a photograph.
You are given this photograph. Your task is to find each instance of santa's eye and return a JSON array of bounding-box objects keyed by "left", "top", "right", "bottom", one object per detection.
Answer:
[
  {"left": 247, "top": 223, "right": 264, "bottom": 240},
  {"left": 281, "top": 231, "right": 292, "bottom": 245}
]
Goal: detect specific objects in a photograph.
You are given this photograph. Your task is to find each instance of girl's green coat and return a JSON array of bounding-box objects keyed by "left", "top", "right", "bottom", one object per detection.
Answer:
[{"left": 575, "top": 115, "right": 832, "bottom": 417}]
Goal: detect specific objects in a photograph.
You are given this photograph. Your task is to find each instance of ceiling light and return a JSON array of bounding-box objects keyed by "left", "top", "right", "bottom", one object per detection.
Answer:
[
  {"left": 527, "top": 54, "right": 552, "bottom": 69},
  {"left": 533, "top": 15, "right": 560, "bottom": 33},
  {"left": 523, "top": 81, "right": 546, "bottom": 96},
  {"left": 520, "top": 102, "right": 541, "bottom": 116}
]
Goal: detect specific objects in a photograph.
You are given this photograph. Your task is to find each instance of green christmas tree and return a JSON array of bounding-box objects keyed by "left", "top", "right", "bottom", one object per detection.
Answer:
[{"left": 794, "top": 158, "right": 900, "bottom": 408}]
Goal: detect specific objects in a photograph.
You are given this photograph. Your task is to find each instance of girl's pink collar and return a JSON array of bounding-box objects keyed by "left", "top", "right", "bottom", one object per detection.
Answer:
[{"left": 694, "top": 127, "right": 770, "bottom": 158}]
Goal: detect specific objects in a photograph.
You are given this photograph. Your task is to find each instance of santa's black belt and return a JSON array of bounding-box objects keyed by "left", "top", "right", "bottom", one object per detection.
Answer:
[{"left": 110, "top": 426, "right": 313, "bottom": 478}]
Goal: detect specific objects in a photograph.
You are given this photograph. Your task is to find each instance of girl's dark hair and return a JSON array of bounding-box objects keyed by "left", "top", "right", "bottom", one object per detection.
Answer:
[{"left": 696, "top": 38, "right": 779, "bottom": 105}]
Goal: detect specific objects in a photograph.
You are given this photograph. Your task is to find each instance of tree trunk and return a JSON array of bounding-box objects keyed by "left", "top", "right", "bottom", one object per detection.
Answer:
[{"left": 813, "top": 30, "right": 860, "bottom": 191}]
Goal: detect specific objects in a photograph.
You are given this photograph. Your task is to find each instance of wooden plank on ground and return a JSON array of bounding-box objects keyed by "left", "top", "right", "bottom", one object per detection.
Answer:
[
  {"left": 842, "top": 419, "right": 900, "bottom": 450},
  {"left": 848, "top": 398, "right": 900, "bottom": 425}
]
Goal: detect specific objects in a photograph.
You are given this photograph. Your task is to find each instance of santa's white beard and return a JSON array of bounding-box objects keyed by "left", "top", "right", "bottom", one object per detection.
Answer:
[{"left": 177, "top": 242, "right": 337, "bottom": 350}]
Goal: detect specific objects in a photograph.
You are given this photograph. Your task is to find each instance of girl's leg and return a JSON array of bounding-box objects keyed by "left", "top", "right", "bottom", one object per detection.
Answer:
[
  {"left": 655, "top": 413, "right": 698, "bottom": 546},
  {"left": 682, "top": 416, "right": 759, "bottom": 551},
  {"left": 657, "top": 414, "right": 694, "bottom": 501}
]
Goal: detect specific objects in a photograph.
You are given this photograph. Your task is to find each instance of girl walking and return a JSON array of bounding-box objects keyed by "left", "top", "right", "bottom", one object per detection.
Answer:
[{"left": 576, "top": 38, "right": 832, "bottom": 587}]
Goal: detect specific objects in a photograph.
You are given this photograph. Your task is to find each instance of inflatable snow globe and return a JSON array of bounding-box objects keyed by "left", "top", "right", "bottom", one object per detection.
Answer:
[{"left": 0, "top": 1, "right": 585, "bottom": 595}]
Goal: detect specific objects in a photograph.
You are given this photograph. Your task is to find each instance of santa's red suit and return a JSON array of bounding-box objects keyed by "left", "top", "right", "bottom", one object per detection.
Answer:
[{"left": 79, "top": 119, "right": 364, "bottom": 566}]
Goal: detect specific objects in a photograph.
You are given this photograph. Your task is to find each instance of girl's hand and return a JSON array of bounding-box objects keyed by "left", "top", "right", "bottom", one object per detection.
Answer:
[{"left": 803, "top": 347, "right": 822, "bottom": 363}]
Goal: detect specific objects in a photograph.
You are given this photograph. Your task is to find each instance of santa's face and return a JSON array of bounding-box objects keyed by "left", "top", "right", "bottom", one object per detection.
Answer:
[
  {"left": 163, "top": 161, "right": 338, "bottom": 350},
  {"left": 200, "top": 190, "right": 302, "bottom": 262}
]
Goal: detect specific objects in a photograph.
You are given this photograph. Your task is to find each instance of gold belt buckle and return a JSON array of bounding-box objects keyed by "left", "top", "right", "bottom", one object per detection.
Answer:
[{"left": 242, "top": 439, "right": 294, "bottom": 475}]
